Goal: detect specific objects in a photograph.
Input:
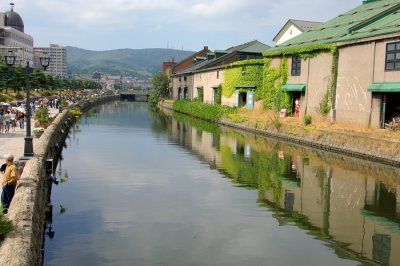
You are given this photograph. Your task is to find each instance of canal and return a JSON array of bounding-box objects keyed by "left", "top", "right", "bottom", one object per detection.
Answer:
[{"left": 43, "top": 101, "right": 400, "bottom": 266}]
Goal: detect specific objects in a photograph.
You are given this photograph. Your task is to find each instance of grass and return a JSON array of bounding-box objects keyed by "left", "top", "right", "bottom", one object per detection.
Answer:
[
  {"left": 227, "top": 107, "right": 400, "bottom": 158},
  {"left": 0, "top": 211, "right": 13, "bottom": 238}
]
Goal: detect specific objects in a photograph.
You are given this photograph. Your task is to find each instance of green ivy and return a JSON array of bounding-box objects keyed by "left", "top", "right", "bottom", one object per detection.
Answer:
[
  {"left": 215, "top": 85, "right": 222, "bottom": 105},
  {"left": 222, "top": 59, "right": 264, "bottom": 98},
  {"left": 258, "top": 58, "right": 291, "bottom": 113},
  {"left": 263, "top": 44, "right": 336, "bottom": 59},
  {"left": 317, "top": 46, "right": 338, "bottom": 117},
  {"left": 197, "top": 87, "right": 204, "bottom": 102}
]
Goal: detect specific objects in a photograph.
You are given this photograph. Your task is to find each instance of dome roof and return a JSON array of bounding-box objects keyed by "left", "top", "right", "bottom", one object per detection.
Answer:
[{"left": 5, "top": 10, "right": 24, "bottom": 32}]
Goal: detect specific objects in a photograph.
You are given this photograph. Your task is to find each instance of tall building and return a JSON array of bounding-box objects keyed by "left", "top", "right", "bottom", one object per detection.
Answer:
[
  {"left": 0, "top": 3, "right": 34, "bottom": 66},
  {"left": 34, "top": 44, "right": 67, "bottom": 77}
]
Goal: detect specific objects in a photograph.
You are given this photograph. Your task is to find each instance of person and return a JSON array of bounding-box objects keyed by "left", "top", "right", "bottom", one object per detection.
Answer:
[
  {"left": 294, "top": 99, "right": 300, "bottom": 117},
  {"left": 1, "top": 154, "right": 19, "bottom": 214},
  {"left": 10, "top": 111, "right": 16, "bottom": 131},
  {"left": 0, "top": 111, "right": 4, "bottom": 134},
  {"left": 19, "top": 113, "right": 25, "bottom": 129},
  {"left": 4, "top": 111, "right": 11, "bottom": 132}
]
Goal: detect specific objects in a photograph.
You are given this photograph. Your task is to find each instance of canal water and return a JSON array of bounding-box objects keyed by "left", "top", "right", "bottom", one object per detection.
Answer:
[{"left": 43, "top": 101, "right": 400, "bottom": 266}]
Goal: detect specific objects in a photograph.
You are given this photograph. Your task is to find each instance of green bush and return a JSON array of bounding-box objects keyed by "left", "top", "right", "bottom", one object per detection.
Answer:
[
  {"left": 227, "top": 113, "right": 248, "bottom": 123},
  {"left": 255, "top": 119, "right": 264, "bottom": 129},
  {"left": 173, "top": 100, "right": 236, "bottom": 122},
  {"left": 303, "top": 115, "right": 312, "bottom": 126},
  {"left": 0, "top": 212, "right": 13, "bottom": 237},
  {"left": 15, "top": 92, "right": 24, "bottom": 100},
  {"left": 316, "top": 92, "right": 331, "bottom": 117},
  {"left": 34, "top": 107, "right": 51, "bottom": 125}
]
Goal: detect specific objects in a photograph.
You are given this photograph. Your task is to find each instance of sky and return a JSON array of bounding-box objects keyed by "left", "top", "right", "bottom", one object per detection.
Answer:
[{"left": 2, "top": 0, "right": 362, "bottom": 52}]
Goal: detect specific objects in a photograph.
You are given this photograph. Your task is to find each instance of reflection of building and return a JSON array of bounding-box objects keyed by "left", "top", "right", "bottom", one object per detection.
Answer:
[
  {"left": 162, "top": 108, "right": 400, "bottom": 265},
  {"left": 33, "top": 44, "right": 67, "bottom": 77},
  {"left": 0, "top": 3, "right": 33, "bottom": 66}
]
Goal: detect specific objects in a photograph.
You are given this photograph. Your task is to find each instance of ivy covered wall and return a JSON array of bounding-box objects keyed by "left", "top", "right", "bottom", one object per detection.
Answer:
[{"left": 222, "top": 59, "right": 264, "bottom": 98}]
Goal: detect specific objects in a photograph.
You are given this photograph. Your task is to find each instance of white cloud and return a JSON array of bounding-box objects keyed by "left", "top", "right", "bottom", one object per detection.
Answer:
[{"left": 2, "top": 0, "right": 361, "bottom": 50}]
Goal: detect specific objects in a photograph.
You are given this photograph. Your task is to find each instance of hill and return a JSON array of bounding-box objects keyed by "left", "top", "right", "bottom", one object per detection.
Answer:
[{"left": 66, "top": 46, "right": 194, "bottom": 78}]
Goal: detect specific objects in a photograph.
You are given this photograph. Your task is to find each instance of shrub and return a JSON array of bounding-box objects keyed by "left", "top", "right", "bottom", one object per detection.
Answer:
[
  {"left": 303, "top": 115, "right": 312, "bottom": 126},
  {"left": 172, "top": 100, "right": 236, "bottom": 122},
  {"left": 0, "top": 212, "right": 13, "bottom": 237},
  {"left": 34, "top": 107, "right": 51, "bottom": 125},
  {"left": 255, "top": 119, "right": 264, "bottom": 129},
  {"left": 316, "top": 92, "right": 330, "bottom": 117},
  {"left": 227, "top": 113, "right": 248, "bottom": 123},
  {"left": 15, "top": 92, "right": 24, "bottom": 100},
  {"left": 69, "top": 107, "right": 83, "bottom": 120}
]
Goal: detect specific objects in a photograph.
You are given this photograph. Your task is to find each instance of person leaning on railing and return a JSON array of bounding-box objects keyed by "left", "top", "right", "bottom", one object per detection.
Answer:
[{"left": 1, "top": 154, "right": 19, "bottom": 214}]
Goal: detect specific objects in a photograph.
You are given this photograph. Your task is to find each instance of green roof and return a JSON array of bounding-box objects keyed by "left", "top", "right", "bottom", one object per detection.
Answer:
[
  {"left": 282, "top": 84, "right": 306, "bottom": 92},
  {"left": 368, "top": 82, "right": 400, "bottom": 92},
  {"left": 268, "top": 0, "right": 400, "bottom": 52}
]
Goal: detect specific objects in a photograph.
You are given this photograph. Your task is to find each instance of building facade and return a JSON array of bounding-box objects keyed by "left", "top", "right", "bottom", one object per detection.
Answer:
[
  {"left": 34, "top": 44, "right": 67, "bottom": 77},
  {"left": 265, "top": 0, "right": 400, "bottom": 128},
  {"left": 0, "top": 4, "right": 33, "bottom": 66}
]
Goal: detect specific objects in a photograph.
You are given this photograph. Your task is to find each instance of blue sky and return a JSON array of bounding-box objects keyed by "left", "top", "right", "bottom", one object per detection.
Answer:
[{"left": 3, "top": 0, "right": 361, "bottom": 51}]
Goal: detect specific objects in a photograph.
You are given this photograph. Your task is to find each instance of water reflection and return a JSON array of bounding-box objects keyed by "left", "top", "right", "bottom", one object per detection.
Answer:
[
  {"left": 44, "top": 102, "right": 399, "bottom": 266},
  {"left": 163, "top": 110, "right": 400, "bottom": 266}
]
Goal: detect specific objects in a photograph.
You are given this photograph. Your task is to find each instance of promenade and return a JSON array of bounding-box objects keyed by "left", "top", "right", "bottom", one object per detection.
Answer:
[{"left": 0, "top": 108, "right": 59, "bottom": 166}]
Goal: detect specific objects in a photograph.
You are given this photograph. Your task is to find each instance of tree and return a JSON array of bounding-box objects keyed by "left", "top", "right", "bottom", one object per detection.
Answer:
[{"left": 148, "top": 72, "right": 169, "bottom": 109}]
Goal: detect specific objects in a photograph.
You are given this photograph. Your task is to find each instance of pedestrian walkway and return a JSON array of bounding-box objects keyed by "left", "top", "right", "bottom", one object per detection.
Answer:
[{"left": 0, "top": 108, "right": 60, "bottom": 165}]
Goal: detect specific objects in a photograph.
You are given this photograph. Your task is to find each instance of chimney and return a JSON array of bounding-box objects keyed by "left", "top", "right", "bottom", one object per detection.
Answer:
[{"left": 204, "top": 46, "right": 208, "bottom": 51}]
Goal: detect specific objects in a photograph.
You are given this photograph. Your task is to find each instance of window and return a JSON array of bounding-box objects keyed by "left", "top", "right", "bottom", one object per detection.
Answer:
[
  {"left": 184, "top": 76, "right": 187, "bottom": 81},
  {"left": 217, "top": 71, "right": 219, "bottom": 79},
  {"left": 291, "top": 56, "right": 301, "bottom": 76},
  {"left": 178, "top": 77, "right": 181, "bottom": 82},
  {"left": 385, "top": 42, "right": 400, "bottom": 71}
]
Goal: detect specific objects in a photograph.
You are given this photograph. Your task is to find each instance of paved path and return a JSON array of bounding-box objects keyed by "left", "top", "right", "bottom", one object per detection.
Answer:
[{"left": 0, "top": 108, "right": 59, "bottom": 165}]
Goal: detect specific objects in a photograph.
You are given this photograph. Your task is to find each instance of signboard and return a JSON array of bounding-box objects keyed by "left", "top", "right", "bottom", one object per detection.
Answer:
[{"left": 279, "top": 109, "right": 287, "bottom": 118}]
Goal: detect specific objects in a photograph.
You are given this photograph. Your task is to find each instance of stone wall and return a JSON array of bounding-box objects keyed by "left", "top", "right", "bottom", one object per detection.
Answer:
[{"left": 0, "top": 95, "right": 117, "bottom": 266}]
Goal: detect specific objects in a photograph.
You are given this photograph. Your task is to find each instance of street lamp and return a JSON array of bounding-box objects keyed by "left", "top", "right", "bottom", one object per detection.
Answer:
[
  {"left": 55, "top": 76, "right": 63, "bottom": 113},
  {"left": 4, "top": 50, "right": 50, "bottom": 159}
]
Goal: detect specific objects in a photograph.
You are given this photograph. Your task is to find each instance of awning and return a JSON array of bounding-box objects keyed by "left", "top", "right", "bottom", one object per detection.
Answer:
[
  {"left": 281, "top": 84, "right": 306, "bottom": 92},
  {"left": 234, "top": 85, "right": 256, "bottom": 89},
  {"left": 368, "top": 82, "right": 400, "bottom": 92}
]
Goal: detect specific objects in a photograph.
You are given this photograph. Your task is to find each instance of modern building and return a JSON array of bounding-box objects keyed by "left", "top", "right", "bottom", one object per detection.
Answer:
[
  {"left": 0, "top": 3, "right": 33, "bottom": 66},
  {"left": 273, "top": 19, "right": 321, "bottom": 45},
  {"left": 34, "top": 44, "right": 67, "bottom": 77}
]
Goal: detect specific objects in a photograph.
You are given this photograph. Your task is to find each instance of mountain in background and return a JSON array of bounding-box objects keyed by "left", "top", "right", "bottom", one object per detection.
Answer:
[{"left": 66, "top": 46, "right": 194, "bottom": 79}]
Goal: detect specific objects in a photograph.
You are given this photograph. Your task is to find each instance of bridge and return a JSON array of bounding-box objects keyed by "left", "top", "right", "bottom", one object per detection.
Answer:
[{"left": 120, "top": 90, "right": 151, "bottom": 101}]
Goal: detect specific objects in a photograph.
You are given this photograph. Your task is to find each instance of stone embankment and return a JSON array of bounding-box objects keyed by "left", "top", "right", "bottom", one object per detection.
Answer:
[
  {"left": 160, "top": 101, "right": 400, "bottom": 167},
  {"left": 0, "top": 95, "right": 118, "bottom": 266}
]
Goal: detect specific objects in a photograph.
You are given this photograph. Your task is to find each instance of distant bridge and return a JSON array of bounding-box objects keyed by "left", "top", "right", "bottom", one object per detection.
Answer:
[{"left": 120, "top": 90, "right": 151, "bottom": 102}]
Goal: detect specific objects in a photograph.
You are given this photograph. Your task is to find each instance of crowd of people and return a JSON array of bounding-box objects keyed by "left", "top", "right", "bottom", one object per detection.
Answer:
[{"left": 0, "top": 91, "right": 99, "bottom": 214}]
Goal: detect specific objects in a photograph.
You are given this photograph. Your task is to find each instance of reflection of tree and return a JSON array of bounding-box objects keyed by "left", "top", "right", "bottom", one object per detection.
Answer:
[{"left": 220, "top": 144, "right": 286, "bottom": 203}]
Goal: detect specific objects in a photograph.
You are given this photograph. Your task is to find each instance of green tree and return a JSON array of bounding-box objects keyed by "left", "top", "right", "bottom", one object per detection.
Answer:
[
  {"left": 12, "top": 64, "right": 24, "bottom": 93},
  {"left": 148, "top": 72, "right": 169, "bottom": 109}
]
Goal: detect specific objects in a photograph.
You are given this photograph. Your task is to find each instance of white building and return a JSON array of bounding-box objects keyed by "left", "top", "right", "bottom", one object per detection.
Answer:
[
  {"left": 34, "top": 44, "right": 68, "bottom": 77},
  {"left": 0, "top": 4, "right": 34, "bottom": 66},
  {"left": 273, "top": 19, "right": 321, "bottom": 45}
]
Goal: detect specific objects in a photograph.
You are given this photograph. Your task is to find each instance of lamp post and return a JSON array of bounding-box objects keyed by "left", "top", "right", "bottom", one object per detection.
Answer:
[
  {"left": 4, "top": 50, "right": 50, "bottom": 158},
  {"left": 55, "top": 76, "right": 62, "bottom": 113}
]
